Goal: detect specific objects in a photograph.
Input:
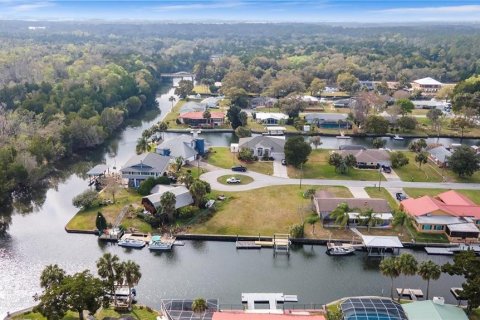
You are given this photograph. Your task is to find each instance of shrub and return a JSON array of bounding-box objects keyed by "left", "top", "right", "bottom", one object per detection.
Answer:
[
  {"left": 390, "top": 151, "right": 409, "bottom": 168},
  {"left": 238, "top": 147, "right": 254, "bottom": 162},
  {"left": 235, "top": 126, "right": 252, "bottom": 138},
  {"left": 303, "top": 188, "right": 316, "bottom": 199},
  {"left": 177, "top": 205, "right": 198, "bottom": 219},
  {"left": 192, "top": 298, "right": 208, "bottom": 313},
  {"left": 72, "top": 189, "right": 100, "bottom": 209},
  {"left": 289, "top": 223, "right": 304, "bottom": 238},
  {"left": 137, "top": 176, "right": 170, "bottom": 195}
]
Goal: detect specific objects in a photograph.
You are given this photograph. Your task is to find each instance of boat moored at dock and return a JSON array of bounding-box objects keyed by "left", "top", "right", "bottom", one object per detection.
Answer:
[
  {"left": 117, "top": 238, "right": 146, "bottom": 249},
  {"left": 148, "top": 235, "right": 174, "bottom": 251}
]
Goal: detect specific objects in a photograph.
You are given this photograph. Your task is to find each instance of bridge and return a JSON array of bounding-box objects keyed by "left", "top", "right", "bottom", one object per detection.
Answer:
[{"left": 160, "top": 71, "right": 195, "bottom": 80}]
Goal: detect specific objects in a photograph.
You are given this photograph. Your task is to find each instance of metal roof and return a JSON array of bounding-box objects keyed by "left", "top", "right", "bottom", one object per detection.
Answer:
[
  {"left": 86, "top": 164, "right": 109, "bottom": 176},
  {"left": 403, "top": 301, "right": 468, "bottom": 320},
  {"left": 413, "top": 77, "right": 443, "bottom": 86},
  {"left": 360, "top": 235, "right": 403, "bottom": 248},
  {"left": 446, "top": 223, "right": 480, "bottom": 233},
  {"left": 145, "top": 185, "right": 193, "bottom": 209},
  {"left": 340, "top": 297, "right": 408, "bottom": 320}
]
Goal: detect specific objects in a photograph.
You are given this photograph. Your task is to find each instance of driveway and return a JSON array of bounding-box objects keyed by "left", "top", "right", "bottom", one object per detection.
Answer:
[
  {"left": 272, "top": 152, "right": 288, "bottom": 178},
  {"left": 382, "top": 169, "right": 401, "bottom": 181},
  {"left": 348, "top": 187, "right": 370, "bottom": 198}
]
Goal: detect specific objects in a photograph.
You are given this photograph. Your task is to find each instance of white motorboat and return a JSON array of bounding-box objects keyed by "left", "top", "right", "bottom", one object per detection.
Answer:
[
  {"left": 326, "top": 246, "right": 355, "bottom": 256},
  {"left": 117, "top": 238, "right": 145, "bottom": 249},
  {"left": 393, "top": 134, "right": 404, "bottom": 140},
  {"left": 336, "top": 131, "right": 351, "bottom": 139},
  {"left": 148, "top": 235, "right": 173, "bottom": 251}
]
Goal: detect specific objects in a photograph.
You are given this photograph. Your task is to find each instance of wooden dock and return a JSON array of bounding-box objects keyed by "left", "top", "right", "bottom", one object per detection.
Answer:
[
  {"left": 396, "top": 288, "right": 424, "bottom": 301},
  {"left": 425, "top": 247, "right": 455, "bottom": 255},
  {"left": 236, "top": 241, "right": 261, "bottom": 249},
  {"left": 273, "top": 234, "right": 290, "bottom": 256},
  {"left": 121, "top": 232, "right": 152, "bottom": 243}
]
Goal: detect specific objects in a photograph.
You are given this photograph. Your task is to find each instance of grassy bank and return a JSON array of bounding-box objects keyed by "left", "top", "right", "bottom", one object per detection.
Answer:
[
  {"left": 188, "top": 185, "right": 351, "bottom": 236},
  {"left": 288, "top": 149, "right": 386, "bottom": 181},
  {"left": 207, "top": 146, "right": 273, "bottom": 175},
  {"left": 11, "top": 306, "right": 159, "bottom": 320}
]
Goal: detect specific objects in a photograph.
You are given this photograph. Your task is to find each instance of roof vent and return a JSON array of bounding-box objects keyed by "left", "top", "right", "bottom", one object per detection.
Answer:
[{"left": 432, "top": 297, "right": 445, "bottom": 305}]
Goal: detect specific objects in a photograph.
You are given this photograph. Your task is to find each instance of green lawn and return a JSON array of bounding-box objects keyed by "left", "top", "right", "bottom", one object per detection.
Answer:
[
  {"left": 12, "top": 306, "right": 159, "bottom": 320},
  {"left": 66, "top": 188, "right": 149, "bottom": 232},
  {"left": 193, "top": 84, "right": 211, "bottom": 94},
  {"left": 403, "top": 188, "right": 480, "bottom": 205},
  {"left": 217, "top": 174, "right": 254, "bottom": 185},
  {"left": 207, "top": 146, "right": 273, "bottom": 175},
  {"left": 470, "top": 308, "right": 480, "bottom": 320},
  {"left": 365, "top": 187, "right": 398, "bottom": 209},
  {"left": 188, "top": 185, "right": 351, "bottom": 236},
  {"left": 288, "top": 149, "right": 386, "bottom": 181},
  {"left": 163, "top": 99, "right": 187, "bottom": 128}
]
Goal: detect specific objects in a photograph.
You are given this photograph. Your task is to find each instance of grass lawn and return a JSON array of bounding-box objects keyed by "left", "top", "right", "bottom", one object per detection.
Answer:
[
  {"left": 188, "top": 185, "right": 351, "bottom": 236},
  {"left": 394, "top": 152, "right": 444, "bottom": 182},
  {"left": 12, "top": 311, "right": 79, "bottom": 320},
  {"left": 287, "top": 149, "right": 386, "bottom": 181},
  {"left": 206, "top": 147, "right": 273, "bottom": 175},
  {"left": 66, "top": 188, "right": 147, "bottom": 232},
  {"left": 163, "top": 100, "right": 187, "bottom": 128},
  {"left": 365, "top": 187, "right": 399, "bottom": 209},
  {"left": 470, "top": 308, "right": 480, "bottom": 320},
  {"left": 193, "top": 84, "right": 211, "bottom": 94},
  {"left": 217, "top": 174, "right": 253, "bottom": 185},
  {"left": 403, "top": 188, "right": 480, "bottom": 205},
  {"left": 96, "top": 306, "right": 159, "bottom": 320},
  {"left": 246, "top": 118, "right": 297, "bottom": 133}
]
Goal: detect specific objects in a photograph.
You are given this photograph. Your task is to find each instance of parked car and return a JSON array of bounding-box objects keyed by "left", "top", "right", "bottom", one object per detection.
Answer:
[
  {"left": 281, "top": 159, "right": 286, "bottom": 165},
  {"left": 226, "top": 177, "right": 241, "bottom": 184},
  {"left": 231, "top": 165, "right": 247, "bottom": 172},
  {"left": 382, "top": 165, "right": 392, "bottom": 173},
  {"left": 396, "top": 192, "right": 408, "bottom": 201}
]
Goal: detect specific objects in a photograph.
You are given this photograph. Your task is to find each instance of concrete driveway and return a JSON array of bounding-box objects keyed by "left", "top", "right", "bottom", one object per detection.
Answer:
[
  {"left": 382, "top": 169, "right": 401, "bottom": 181},
  {"left": 348, "top": 187, "right": 370, "bottom": 198},
  {"left": 272, "top": 152, "right": 288, "bottom": 178}
]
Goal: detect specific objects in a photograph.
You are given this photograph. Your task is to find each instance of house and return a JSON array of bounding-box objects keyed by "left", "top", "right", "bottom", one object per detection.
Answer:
[
  {"left": 339, "top": 145, "right": 366, "bottom": 151},
  {"left": 156, "top": 135, "right": 204, "bottom": 163},
  {"left": 213, "top": 312, "right": 325, "bottom": 320},
  {"left": 238, "top": 136, "right": 285, "bottom": 158},
  {"left": 337, "top": 149, "right": 391, "bottom": 168},
  {"left": 304, "top": 113, "right": 350, "bottom": 129},
  {"left": 250, "top": 96, "right": 277, "bottom": 108},
  {"left": 359, "top": 80, "right": 376, "bottom": 91},
  {"left": 400, "top": 190, "right": 480, "bottom": 242},
  {"left": 301, "top": 95, "right": 319, "bottom": 104},
  {"left": 333, "top": 98, "right": 355, "bottom": 108},
  {"left": 412, "top": 77, "right": 443, "bottom": 93},
  {"left": 179, "top": 102, "right": 206, "bottom": 113},
  {"left": 428, "top": 146, "right": 452, "bottom": 167},
  {"left": 178, "top": 111, "right": 225, "bottom": 127},
  {"left": 254, "top": 112, "right": 289, "bottom": 125},
  {"left": 313, "top": 191, "right": 392, "bottom": 228},
  {"left": 402, "top": 300, "right": 468, "bottom": 320},
  {"left": 141, "top": 185, "right": 193, "bottom": 214},
  {"left": 120, "top": 153, "right": 171, "bottom": 188},
  {"left": 201, "top": 96, "right": 223, "bottom": 109},
  {"left": 412, "top": 100, "right": 450, "bottom": 110}
]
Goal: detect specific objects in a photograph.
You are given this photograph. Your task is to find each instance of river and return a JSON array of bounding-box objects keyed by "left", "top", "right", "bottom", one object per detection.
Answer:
[{"left": 0, "top": 86, "right": 467, "bottom": 317}]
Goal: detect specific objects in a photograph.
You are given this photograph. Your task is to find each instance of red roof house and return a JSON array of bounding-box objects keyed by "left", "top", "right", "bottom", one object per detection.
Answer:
[{"left": 178, "top": 111, "right": 225, "bottom": 126}]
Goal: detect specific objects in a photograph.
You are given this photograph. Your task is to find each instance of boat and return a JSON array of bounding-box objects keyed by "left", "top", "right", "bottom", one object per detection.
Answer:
[
  {"left": 117, "top": 238, "right": 145, "bottom": 249},
  {"left": 393, "top": 134, "right": 404, "bottom": 140},
  {"left": 148, "top": 235, "right": 173, "bottom": 251},
  {"left": 326, "top": 246, "right": 355, "bottom": 256},
  {"left": 336, "top": 131, "right": 351, "bottom": 139}
]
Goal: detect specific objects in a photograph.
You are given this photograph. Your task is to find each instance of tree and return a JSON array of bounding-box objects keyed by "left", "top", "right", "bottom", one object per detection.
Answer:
[
  {"left": 174, "top": 80, "right": 194, "bottom": 99},
  {"left": 284, "top": 136, "right": 312, "bottom": 168},
  {"left": 168, "top": 96, "right": 176, "bottom": 108},
  {"left": 305, "top": 214, "right": 320, "bottom": 234},
  {"left": 380, "top": 257, "right": 401, "bottom": 299},
  {"left": 136, "top": 136, "right": 149, "bottom": 154},
  {"left": 278, "top": 95, "right": 307, "bottom": 119},
  {"left": 72, "top": 190, "right": 99, "bottom": 209},
  {"left": 392, "top": 210, "right": 411, "bottom": 230},
  {"left": 63, "top": 271, "right": 106, "bottom": 320},
  {"left": 180, "top": 171, "right": 194, "bottom": 189},
  {"left": 408, "top": 139, "right": 427, "bottom": 153},
  {"left": 426, "top": 109, "right": 444, "bottom": 136},
  {"left": 450, "top": 117, "right": 473, "bottom": 139},
  {"left": 309, "top": 136, "right": 322, "bottom": 149},
  {"left": 189, "top": 179, "right": 208, "bottom": 207},
  {"left": 96, "top": 253, "right": 122, "bottom": 305},
  {"left": 435, "top": 85, "right": 454, "bottom": 100},
  {"left": 397, "top": 116, "right": 417, "bottom": 131},
  {"left": 418, "top": 260, "right": 441, "bottom": 300},
  {"left": 397, "top": 253, "right": 418, "bottom": 302},
  {"left": 235, "top": 126, "right": 251, "bottom": 138},
  {"left": 328, "top": 153, "right": 356, "bottom": 174},
  {"left": 329, "top": 202, "right": 352, "bottom": 228},
  {"left": 238, "top": 147, "right": 254, "bottom": 162},
  {"left": 192, "top": 298, "right": 208, "bottom": 313},
  {"left": 40, "top": 264, "right": 66, "bottom": 290},
  {"left": 414, "top": 151, "right": 428, "bottom": 168},
  {"left": 160, "top": 191, "right": 176, "bottom": 222},
  {"left": 364, "top": 115, "right": 389, "bottom": 134},
  {"left": 203, "top": 110, "right": 211, "bottom": 125},
  {"left": 359, "top": 208, "right": 381, "bottom": 231},
  {"left": 227, "top": 105, "right": 244, "bottom": 129},
  {"left": 328, "top": 152, "right": 343, "bottom": 168},
  {"left": 449, "top": 145, "right": 480, "bottom": 177},
  {"left": 289, "top": 223, "right": 304, "bottom": 238},
  {"left": 308, "top": 78, "right": 326, "bottom": 96},
  {"left": 95, "top": 212, "right": 107, "bottom": 233},
  {"left": 442, "top": 251, "right": 480, "bottom": 313},
  {"left": 125, "top": 96, "right": 142, "bottom": 115},
  {"left": 395, "top": 98, "right": 414, "bottom": 116},
  {"left": 122, "top": 260, "right": 141, "bottom": 308},
  {"left": 174, "top": 156, "right": 184, "bottom": 172},
  {"left": 372, "top": 138, "right": 386, "bottom": 149},
  {"left": 104, "top": 175, "right": 121, "bottom": 203},
  {"left": 336, "top": 72, "right": 360, "bottom": 94}
]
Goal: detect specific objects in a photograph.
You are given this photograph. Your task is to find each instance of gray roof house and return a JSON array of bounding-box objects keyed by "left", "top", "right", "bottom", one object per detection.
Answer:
[
  {"left": 156, "top": 135, "right": 198, "bottom": 163},
  {"left": 142, "top": 185, "right": 194, "bottom": 214},
  {"left": 179, "top": 101, "right": 206, "bottom": 113},
  {"left": 120, "top": 153, "right": 171, "bottom": 188},
  {"left": 201, "top": 96, "right": 223, "bottom": 108},
  {"left": 338, "top": 149, "right": 391, "bottom": 168},
  {"left": 238, "top": 136, "right": 285, "bottom": 158},
  {"left": 428, "top": 146, "right": 452, "bottom": 167},
  {"left": 304, "top": 113, "right": 350, "bottom": 128}
]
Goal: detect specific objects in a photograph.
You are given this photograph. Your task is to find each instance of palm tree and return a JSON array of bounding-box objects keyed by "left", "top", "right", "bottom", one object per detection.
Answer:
[
  {"left": 418, "top": 260, "right": 441, "bottom": 299},
  {"left": 96, "top": 253, "right": 122, "bottom": 304},
  {"left": 415, "top": 151, "right": 428, "bottom": 168},
  {"left": 397, "top": 253, "right": 418, "bottom": 301},
  {"left": 40, "top": 264, "right": 66, "bottom": 289},
  {"left": 160, "top": 191, "right": 176, "bottom": 222},
  {"left": 203, "top": 110, "right": 211, "bottom": 125},
  {"left": 122, "top": 260, "right": 142, "bottom": 309},
  {"left": 392, "top": 210, "right": 412, "bottom": 237},
  {"left": 305, "top": 214, "right": 320, "bottom": 234},
  {"left": 379, "top": 257, "right": 401, "bottom": 299},
  {"left": 136, "top": 137, "right": 149, "bottom": 154},
  {"left": 360, "top": 208, "right": 382, "bottom": 231},
  {"left": 329, "top": 202, "right": 352, "bottom": 229},
  {"left": 169, "top": 96, "right": 176, "bottom": 108},
  {"left": 174, "top": 156, "right": 184, "bottom": 172},
  {"left": 192, "top": 298, "right": 207, "bottom": 313}
]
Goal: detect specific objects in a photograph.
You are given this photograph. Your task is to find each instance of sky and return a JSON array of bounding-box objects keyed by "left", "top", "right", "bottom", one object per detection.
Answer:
[{"left": 1, "top": 0, "right": 480, "bottom": 22}]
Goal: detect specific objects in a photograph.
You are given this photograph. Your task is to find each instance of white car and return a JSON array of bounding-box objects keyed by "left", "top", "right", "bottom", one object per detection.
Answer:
[{"left": 226, "top": 177, "right": 241, "bottom": 184}]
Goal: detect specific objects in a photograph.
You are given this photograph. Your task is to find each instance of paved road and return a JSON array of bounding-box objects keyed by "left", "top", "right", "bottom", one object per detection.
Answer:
[{"left": 200, "top": 167, "right": 480, "bottom": 192}]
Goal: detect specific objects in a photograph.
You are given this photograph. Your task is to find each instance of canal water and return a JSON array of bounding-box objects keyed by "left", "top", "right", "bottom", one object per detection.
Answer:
[{"left": 0, "top": 85, "right": 469, "bottom": 317}]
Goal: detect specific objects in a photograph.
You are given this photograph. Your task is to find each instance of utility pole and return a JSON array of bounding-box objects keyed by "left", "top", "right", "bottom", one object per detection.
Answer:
[
  {"left": 299, "top": 163, "right": 303, "bottom": 189},
  {"left": 378, "top": 166, "right": 382, "bottom": 191}
]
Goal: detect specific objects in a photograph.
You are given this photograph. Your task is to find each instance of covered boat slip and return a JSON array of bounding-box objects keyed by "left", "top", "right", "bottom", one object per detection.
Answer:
[{"left": 351, "top": 228, "right": 403, "bottom": 257}]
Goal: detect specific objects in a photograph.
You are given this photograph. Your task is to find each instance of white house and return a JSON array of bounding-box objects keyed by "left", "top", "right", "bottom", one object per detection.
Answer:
[
  {"left": 254, "top": 112, "right": 289, "bottom": 125},
  {"left": 412, "top": 77, "right": 443, "bottom": 93},
  {"left": 120, "top": 153, "right": 171, "bottom": 188}
]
